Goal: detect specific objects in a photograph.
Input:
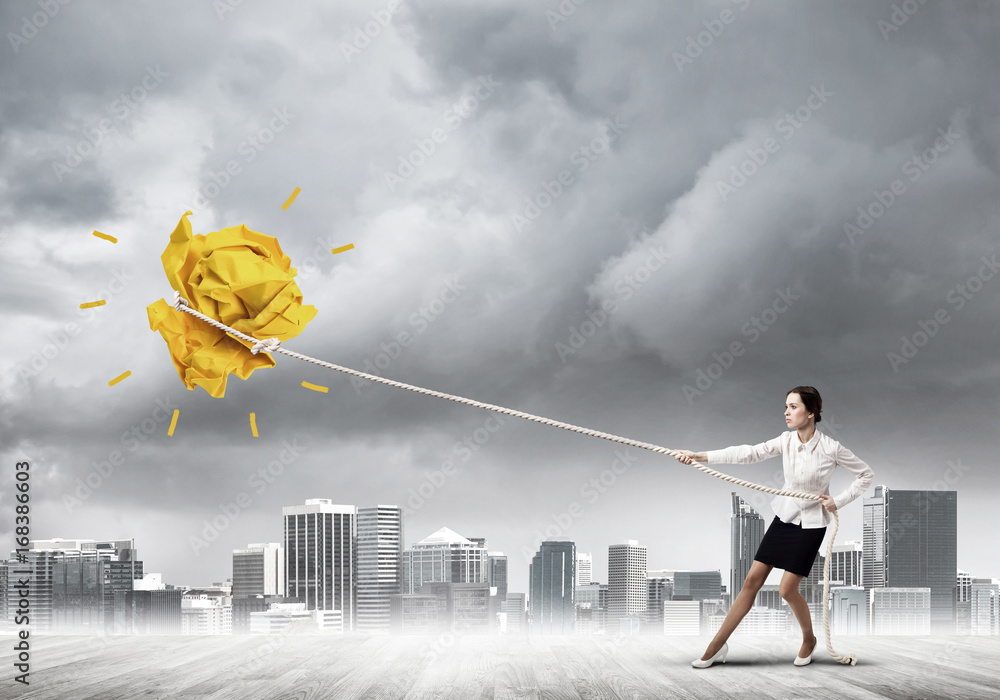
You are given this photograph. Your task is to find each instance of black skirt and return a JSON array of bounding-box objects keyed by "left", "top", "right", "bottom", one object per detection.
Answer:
[{"left": 754, "top": 516, "right": 827, "bottom": 577}]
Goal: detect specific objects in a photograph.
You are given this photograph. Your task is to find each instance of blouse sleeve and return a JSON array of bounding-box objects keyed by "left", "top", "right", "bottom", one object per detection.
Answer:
[
  {"left": 705, "top": 435, "right": 783, "bottom": 464},
  {"left": 831, "top": 443, "right": 874, "bottom": 510}
]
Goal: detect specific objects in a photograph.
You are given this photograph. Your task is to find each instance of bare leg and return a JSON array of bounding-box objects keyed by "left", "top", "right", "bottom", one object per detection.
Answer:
[
  {"left": 780, "top": 570, "right": 817, "bottom": 659},
  {"left": 700, "top": 560, "right": 773, "bottom": 660}
]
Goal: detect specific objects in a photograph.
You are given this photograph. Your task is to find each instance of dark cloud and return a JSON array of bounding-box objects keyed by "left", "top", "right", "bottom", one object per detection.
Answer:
[{"left": 0, "top": 0, "right": 997, "bottom": 591}]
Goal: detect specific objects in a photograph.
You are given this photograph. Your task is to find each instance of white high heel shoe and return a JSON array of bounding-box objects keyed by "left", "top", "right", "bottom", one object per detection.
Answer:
[
  {"left": 794, "top": 637, "right": 816, "bottom": 666},
  {"left": 691, "top": 642, "right": 728, "bottom": 668}
]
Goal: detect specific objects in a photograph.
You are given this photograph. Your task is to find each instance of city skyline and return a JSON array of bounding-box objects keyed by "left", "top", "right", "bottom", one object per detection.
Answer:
[{"left": 1, "top": 0, "right": 998, "bottom": 628}]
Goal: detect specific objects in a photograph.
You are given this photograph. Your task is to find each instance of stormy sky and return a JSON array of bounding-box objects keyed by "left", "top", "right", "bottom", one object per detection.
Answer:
[{"left": 1, "top": 0, "right": 998, "bottom": 596}]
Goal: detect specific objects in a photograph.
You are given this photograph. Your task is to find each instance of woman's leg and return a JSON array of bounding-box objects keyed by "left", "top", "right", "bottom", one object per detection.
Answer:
[
  {"left": 779, "top": 570, "right": 817, "bottom": 658},
  {"left": 700, "top": 560, "right": 773, "bottom": 660}
]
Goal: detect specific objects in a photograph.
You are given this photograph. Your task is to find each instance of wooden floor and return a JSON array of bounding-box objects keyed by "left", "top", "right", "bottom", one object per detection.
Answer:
[{"left": 1, "top": 633, "right": 998, "bottom": 699}]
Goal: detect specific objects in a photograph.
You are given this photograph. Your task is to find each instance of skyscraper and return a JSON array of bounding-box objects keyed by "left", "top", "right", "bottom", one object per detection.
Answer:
[
  {"left": 529, "top": 540, "right": 575, "bottom": 634},
  {"left": 730, "top": 493, "right": 765, "bottom": 604},
  {"left": 402, "top": 526, "right": 488, "bottom": 593},
  {"left": 608, "top": 540, "right": 647, "bottom": 622},
  {"left": 283, "top": 499, "right": 356, "bottom": 630},
  {"left": 232, "top": 543, "right": 284, "bottom": 598},
  {"left": 863, "top": 486, "right": 957, "bottom": 634},
  {"left": 830, "top": 541, "right": 863, "bottom": 587},
  {"left": 356, "top": 505, "right": 403, "bottom": 633},
  {"left": 576, "top": 552, "right": 593, "bottom": 587},
  {"left": 487, "top": 552, "right": 508, "bottom": 602}
]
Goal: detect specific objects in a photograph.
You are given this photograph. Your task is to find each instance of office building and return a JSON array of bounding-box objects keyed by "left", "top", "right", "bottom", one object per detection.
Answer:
[
  {"left": 863, "top": 486, "right": 957, "bottom": 633},
  {"left": 283, "top": 499, "right": 356, "bottom": 631},
  {"left": 646, "top": 570, "right": 673, "bottom": 625},
  {"left": 249, "top": 603, "right": 342, "bottom": 634},
  {"left": 113, "top": 588, "right": 183, "bottom": 634},
  {"left": 502, "top": 592, "right": 527, "bottom": 635},
  {"left": 356, "top": 506, "right": 403, "bottom": 633},
  {"left": 870, "top": 587, "right": 931, "bottom": 635},
  {"left": 730, "top": 493, "right": 765, "bottom": 604},
  {"left": 970, "top": 578, "right": 999, "bottom": 635},
  {"left": 576, "top": 553, "right": 593, "bottom": 587},
  {"left": 389, "top": 594, "right": 440, "bottom": 634},
  {"left": 232, "top": 595, "right": 300, "bottom": 634},
  {"left": 608, "top": 540, "right": 646, "bottom": 622},
  {"left": 529, "top": 540, "right": 575, "bottom": 634},
  {"left": 830, "top": 541, "right": 863, "bottom": 587},
  {"left": 830, "top": 586, "right": 866, "bottom": 635},
  {"left": 403, "top": 526, "right": 488, "bottom": 593},
  {"left": 663, "top": 600, "right": 700, "bottom": 635},
  {"left": 671, "top": 570, "right": 722, "bottom": 602},
  {"left": 232, "top": 543, "right": 283, "bottom": 599},
  {"left": 487, "top": 552, "right": 508, "bottom": 602}
]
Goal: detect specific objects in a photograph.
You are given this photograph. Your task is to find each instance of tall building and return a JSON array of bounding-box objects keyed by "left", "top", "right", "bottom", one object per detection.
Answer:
[
  {"left": 529, "top": 540, "right": 575, "bottom": 634},
  {"left": 283, "top": 499, "right": 357, "bottom": 630},
  {"left": 113, "top": 588, "right": 182, "bottom": 634},
  {"left": 10, "top": 538, "right": 141, "bottom": 633},
  {"left": 232, "top": 543, "right": 284, "bottom": 598},
  {"left": 356, "top": 505, "right": 403, "bottom": 633},
  {"left": 730, "top": 493, "right": 765, "bottom": 604},
  {"left": 646, "top": 570, "right": 673, "bottom": 625},
  {"left": 487, "top": 552, "right": 508, "bottom": 602},
  {"left": 970, "top": 578, "right": 999, "bottom": 635},
  {"left": 608, "top": 540, "right": 647, "bottom": 622},
  {"left": 402, "top": 526, "right": 488, "bottom": 593},
  {"left": 576, "top": 553, "right": 593, "bottom": 587},
  {"left": 830, "top": 541, "right": 863, "bottom": 587},
  {"left": 863, "top": 486, "right": 957, "bottom": 634},
  {"left": 956, "top": 569, "right": 973, "bottom": 634}
]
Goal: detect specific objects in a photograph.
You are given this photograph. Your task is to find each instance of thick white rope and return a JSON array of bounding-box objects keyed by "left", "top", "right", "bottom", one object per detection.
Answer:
[{"left": 171, "top": 291, "right": 856, "bottom": 664}]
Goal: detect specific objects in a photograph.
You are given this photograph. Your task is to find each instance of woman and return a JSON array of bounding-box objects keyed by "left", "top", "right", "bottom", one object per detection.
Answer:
[{"left": 672, "top": 386, "right": 874, "bottom": 668}]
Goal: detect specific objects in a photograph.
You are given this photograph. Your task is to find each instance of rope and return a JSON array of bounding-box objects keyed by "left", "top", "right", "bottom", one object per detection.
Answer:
[{"left": 171, "top": 291, "right": 856, "bottom": 664}]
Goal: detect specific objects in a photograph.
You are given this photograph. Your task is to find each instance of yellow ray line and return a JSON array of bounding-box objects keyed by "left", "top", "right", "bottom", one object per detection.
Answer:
[
  {"left": 331, "top": 243, "right": 355, "bottom": 255},
  {"left": 281, "top": 187, "right": 301, "bottom": 210},
  {"left": 250, "top": 412, "right": 259, "bottom": 437},
  {"left": 80, "top": 300, "right": 107, "bottom": 309},
  {"left": 108, "top": 370, "right": 131, "bottom": 386},
  {"left": 301, "top": 381, "right": 329, "bottom": 393},
  {"left": 167, "top": 410, "right": 179, "bottom": 436},
  {"left": 92, "top": 230, "right": 118, "bottom": 243}
]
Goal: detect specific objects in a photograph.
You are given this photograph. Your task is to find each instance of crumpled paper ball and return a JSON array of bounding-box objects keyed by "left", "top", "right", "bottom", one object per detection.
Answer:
[{"left": 147, "top": 211, "right": 317, "bottom": 398}]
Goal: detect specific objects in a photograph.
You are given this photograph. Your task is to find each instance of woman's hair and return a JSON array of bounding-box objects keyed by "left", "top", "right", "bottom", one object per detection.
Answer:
[{"left": 787, "top": 385, "right": 822, "bottom": 423}]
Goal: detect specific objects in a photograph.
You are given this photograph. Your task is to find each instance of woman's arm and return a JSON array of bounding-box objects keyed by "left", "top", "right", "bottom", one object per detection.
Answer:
[
  {"left": 673, "top": 436, "right": 783, "bottom": 465},
  {"left": 831, "top": 444, "right": 875, "bottom": 509}
]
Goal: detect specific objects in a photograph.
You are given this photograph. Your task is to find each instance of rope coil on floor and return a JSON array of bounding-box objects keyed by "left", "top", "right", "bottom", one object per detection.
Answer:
[{"left": 172, "top": 291, "right": 857, "bottom": 665}]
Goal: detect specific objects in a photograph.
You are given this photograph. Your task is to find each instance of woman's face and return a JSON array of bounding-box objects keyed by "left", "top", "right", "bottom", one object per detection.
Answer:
[{"left": 785, "top": 392, "right": 813, "bottom": 429}]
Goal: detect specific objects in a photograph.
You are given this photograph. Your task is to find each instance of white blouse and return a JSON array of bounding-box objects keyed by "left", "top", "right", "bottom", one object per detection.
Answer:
[{"left": 704, "top": 428, "right": 875, "bottom": 529}]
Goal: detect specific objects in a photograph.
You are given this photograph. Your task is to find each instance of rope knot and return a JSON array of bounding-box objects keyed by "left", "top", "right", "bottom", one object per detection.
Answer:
[{"left": 251, "top": 337, "right": 281, "bottom": 355}]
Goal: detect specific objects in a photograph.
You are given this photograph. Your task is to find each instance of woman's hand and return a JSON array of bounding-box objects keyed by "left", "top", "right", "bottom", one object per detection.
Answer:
[
  {"left": 819, "top": 494, "right": 837, "bottom": 512},
  {"left": 673, "top": 449, "right": 699, "bottom": 465}
]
